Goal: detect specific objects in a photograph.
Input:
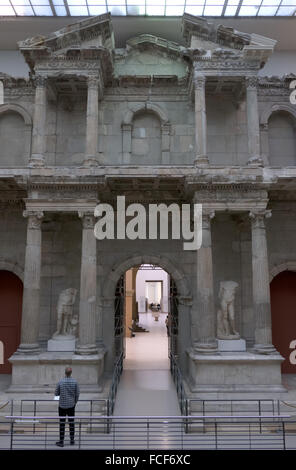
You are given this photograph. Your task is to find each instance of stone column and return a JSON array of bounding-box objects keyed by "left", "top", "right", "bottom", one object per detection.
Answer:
[
  {"left": 75, "top": 212, "right": 98, "bottom": 355},
  {"left": 249, "top": 209, "right": 275, "bottom": 353},
  {"left": 194, "top": 73, "right": 209, "bottom": 167},
  {"left": 18, "top": 210, "right": 44, "bottom": 353},
  {"left": 84, "top": 75, "right": 99, "bottom": 167},
  {"left": 30, "top": 75, "right": 47, "bottom": 167},
  {"left": 194, "top": 209, "right": 218, "bottom": 353},
  {"left": 161, "top": 123, "right": 170, "bottom": 164},
  {"left": 122, "top": 123, "right": 132, "bottom": 164},
  {"left": 246, "top": 76, "right": 262, "bottom": 166}
]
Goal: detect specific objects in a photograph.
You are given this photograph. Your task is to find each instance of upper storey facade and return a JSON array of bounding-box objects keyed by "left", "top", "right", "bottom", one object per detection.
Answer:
[{"left": 0, "top": 13, "right": 295, "bottom": 171}]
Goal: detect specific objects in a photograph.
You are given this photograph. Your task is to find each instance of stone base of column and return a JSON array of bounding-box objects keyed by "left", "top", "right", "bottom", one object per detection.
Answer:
[
  {"left": 16, "top": 343, "right": 40, "bottom": 354},
  {"left": 83, "top": 155, "right": 98, "bottom": 167},
  {"left": 247, "top": 155, "right": 264, "bottom": 167},
  {"left": 8, "top": 350, "right": 106, "bottom": 394},
  {"left": 187, "top": 348, "right": 285, "bottom": 393},
  {"left": 28, "top": 154, "right": 45, "bottom": 168},
  {"left": 75, "top": 344, "right": 98, "bottom": 355},
  {"left": 194, "top": 154, "right": 209, "bottom": 167},
  {"left": 254, "top": 343, "right": 277, "bottom": 354},
  {"left": 194, "top": 341, "right": 218, "bottom": 355}
]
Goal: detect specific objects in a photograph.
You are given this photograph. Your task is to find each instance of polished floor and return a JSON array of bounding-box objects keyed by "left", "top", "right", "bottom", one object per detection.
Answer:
[{"left": 113, "top": 313, "right": 181, "bottom": 416}]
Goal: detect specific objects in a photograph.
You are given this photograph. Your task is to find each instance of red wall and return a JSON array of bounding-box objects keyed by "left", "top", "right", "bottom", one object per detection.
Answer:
[
  {"left": 0, "top": 270, "right": 23, "bottom": 374},
  {"left": 271, "top": 271, "right": 296, "bottom": 374}
]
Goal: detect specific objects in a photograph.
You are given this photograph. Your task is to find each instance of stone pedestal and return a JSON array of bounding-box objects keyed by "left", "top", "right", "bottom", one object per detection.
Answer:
[
  {"left": 8, "top": 350, "right": 106, "bottom": 394},
  {"left": 187, "top": 348, "right": 285, "bottom": 393},
  {"left": 47, "top": 336, "right": 76, "bottom": 352},
  {"left": 218, "top": 339, "right": 246, "bottom": 352}
]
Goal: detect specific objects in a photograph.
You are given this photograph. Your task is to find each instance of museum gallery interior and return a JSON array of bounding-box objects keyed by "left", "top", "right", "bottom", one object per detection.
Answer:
[{"left": 0, "top": 7, "right": 296, "bottom": 407}]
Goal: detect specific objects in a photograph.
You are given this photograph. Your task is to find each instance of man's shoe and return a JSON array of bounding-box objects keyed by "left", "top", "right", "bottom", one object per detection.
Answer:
[
  {"left": 70, "top": 441, "right": 75, "bottom": 445},
  {"left": 56, "top": 441, "right": 64, "bottom": 447}
]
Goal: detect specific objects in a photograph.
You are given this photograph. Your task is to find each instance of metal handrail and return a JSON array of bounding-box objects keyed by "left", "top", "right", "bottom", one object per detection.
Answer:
[
  {"left": 6, "top": 414, "right": 290, "bottom": 420},
  {"left": 107, "top": 351, "right": 124, "bottom": 416},
  {"left": 187, "top": 398, "right": 281, "bottom": 417},
  {"left": 14, "top": 399, "right": 108, "bottom": 416},
  {"left": 4, "top": 414, "right": 293, "bottom": 451},
  {"left": 170, "top": 353, "right": 188, "bottom": 416}
]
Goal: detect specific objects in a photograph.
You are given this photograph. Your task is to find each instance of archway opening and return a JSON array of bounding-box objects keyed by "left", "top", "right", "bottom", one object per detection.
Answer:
[
  {"left": 0, "top": 270, "right": 23, "bottom": 374},
  {"left": 113, "top": 263, "right": 181, "bottom": 415},
  {"left": 114, "top": 264, "right": 178, "bottom": 370},
  {"left": 271, "top": 270, "right": 296, "bottom": 374}
]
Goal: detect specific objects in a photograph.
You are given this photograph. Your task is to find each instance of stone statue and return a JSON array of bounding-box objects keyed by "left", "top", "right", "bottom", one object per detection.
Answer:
[
  {"left": 53, "top": 288, "right": 78, "bottom": 338},
  {"left": 217, "top": 281, "right": 240, "bottom": 340}
]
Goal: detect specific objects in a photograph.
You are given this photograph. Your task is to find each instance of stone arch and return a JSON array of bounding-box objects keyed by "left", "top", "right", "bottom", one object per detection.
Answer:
[
  {"left": 103, "top": 254, "right": 190, "bottom": 299},
  {"left": 261, "top": 104, "right": 296, "bottom": 126},
  {"left": 270, "top": 261, "right": 296, "bottom": 282},
  {"left": 0, "top": 259, "right": 24, "bottom": 282},
  {"left": 0, "top": 103, "right": 32, "bottom": 126},
  {"left": 260, "top": 104, "right": 296, "bottom": 166},
  {"left": 0, "top": 103, "right": 32, "bottom": 166},
  {"left": 123, "top": 102, "right": 169, "bottom": 126},
  {"left": 122, "top": 103, "right": 171, "bottom": 164}
]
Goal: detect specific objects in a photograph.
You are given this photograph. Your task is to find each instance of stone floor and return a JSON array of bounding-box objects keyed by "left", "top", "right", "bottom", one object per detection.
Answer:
[{"left": 113, "top": 312, "right": 180, "bottom": 416}]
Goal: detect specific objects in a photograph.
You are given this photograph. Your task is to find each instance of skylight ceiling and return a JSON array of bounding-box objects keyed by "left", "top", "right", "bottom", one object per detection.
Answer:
[{"left": 0, "top": 0, "right": 295, "bottom": 17}]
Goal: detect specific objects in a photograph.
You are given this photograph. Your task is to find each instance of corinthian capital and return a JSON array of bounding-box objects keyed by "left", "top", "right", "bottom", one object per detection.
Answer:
[
  {"left": 23, "top": 210, "right": 44, "bottom": 229},
  {"left": 87, "top": 75, "right": 100, "bottom": 89},
  {"left": 194, "top": 73, "right": 206, "bottom": 89},
  {"left": 246, "top": 76, "right": 258, "bottom": 90},
  {"left": 34, "top": 75, "right": 47, "bottom": 88},
  {"left": 249, "top": 209, "right": 272, "bottom": 228},
  {"left": 78, "top": 211, "right": 96, "bottom": 229}
]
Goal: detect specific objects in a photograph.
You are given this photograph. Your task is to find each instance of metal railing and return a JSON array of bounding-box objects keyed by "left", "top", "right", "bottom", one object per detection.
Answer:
[
  {"left": 10, "top": 399, "right": 108, "bottom": 418},
  {"left": 170, "top": 353, "right": 188, "bottom": 416},
  {"left": 3, "top": 414, "right": 294, "bottom": 450},
  {"left": 107, "top": 351, "right": 124, "bottom": 417},
  {"left": 187, "top": 398, "right": 281, "bottom": 418}
]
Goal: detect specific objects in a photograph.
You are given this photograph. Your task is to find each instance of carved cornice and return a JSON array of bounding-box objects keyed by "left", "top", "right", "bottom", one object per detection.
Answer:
[
  {"left": 182, "top": 14, "right": 251, "bottom": 50},
  {"left": 18, "top": 13, "right": 113, "bottom": 52},
  {"left": 258, "top": 75, "right": 294, "bottom": 96}
]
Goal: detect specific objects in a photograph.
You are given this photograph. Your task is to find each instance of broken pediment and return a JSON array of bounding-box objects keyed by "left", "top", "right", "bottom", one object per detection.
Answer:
[
  {"left": 18, "top": 13, "right": 114, "bottom": 72},
  {"left": 182, "top": 13, "right": 277, "bottom": 66},
  {"left": 114, "top": 35, "right": 188, "bottom": 79}
]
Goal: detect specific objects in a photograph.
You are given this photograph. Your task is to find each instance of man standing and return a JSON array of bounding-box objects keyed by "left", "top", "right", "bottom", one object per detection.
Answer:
[{"left": 55, "top": 367, "right": 80, "bottom": 447}]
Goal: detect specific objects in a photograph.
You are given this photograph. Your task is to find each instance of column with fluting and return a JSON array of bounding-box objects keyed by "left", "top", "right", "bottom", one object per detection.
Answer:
[
  {"left": 249, "top": 209, "right": 275, "bottom": 353},
  {"left": 194, "top": 73, "right": 209, "bottom": 167},
  {"left": 194, "top": 208, "right": 218, "bottom": 353},
  {"left": 246, "top": 76, "right": 262, "bottom": 166},
  {"left": 18, "top": 210, "right": 44, "bottom": 353},
  {"left": 84, "top": 75, "right": 99, "bottom": 167},
  {"left": 30, "top": 75, "right": 47, "bottom": 167},
  {"left": 75, "top": 212, "right": 98, "bottom": 354}
]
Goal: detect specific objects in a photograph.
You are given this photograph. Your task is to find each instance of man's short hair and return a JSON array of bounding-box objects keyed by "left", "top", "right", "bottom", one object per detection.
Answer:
[{"left": 65, "top": 367, "right": 72, "bottom": 377}]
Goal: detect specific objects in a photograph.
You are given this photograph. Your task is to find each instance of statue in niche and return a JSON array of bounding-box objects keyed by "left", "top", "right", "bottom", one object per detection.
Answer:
[
  {"left": 53, "top": 288, "right": 78, "bottom": 339},
  {"left": 217, "top": 281, "right": 240, "bottom": 340}
]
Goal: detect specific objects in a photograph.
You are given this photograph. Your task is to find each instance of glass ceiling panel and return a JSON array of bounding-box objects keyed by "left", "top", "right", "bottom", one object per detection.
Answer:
[{"left": 0, "top": 0, "right": 295, "bottom": 16}]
